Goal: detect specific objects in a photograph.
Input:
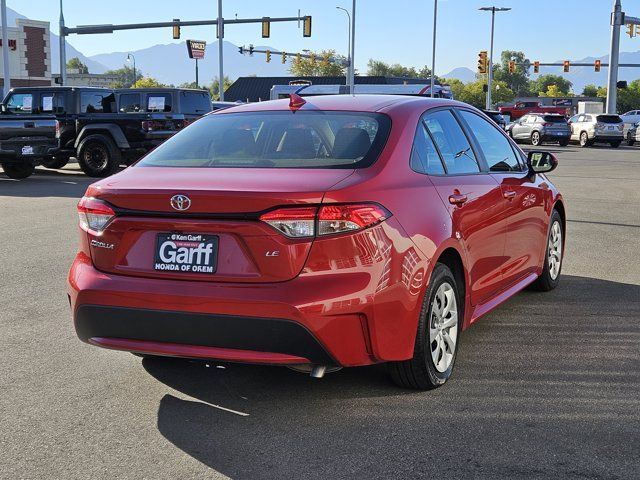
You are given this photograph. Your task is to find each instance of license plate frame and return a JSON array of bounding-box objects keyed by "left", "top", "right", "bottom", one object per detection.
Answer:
[
  {"left": 21, "top": 145, "right": 34, "bottom": 155},
  {"left": 153, "top": 232, "right": 218, "bottom": 274}
]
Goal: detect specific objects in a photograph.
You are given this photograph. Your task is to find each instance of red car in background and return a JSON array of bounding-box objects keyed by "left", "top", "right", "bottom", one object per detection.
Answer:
[
  {"left": 499, "top": 101, "right": 570, "bottom": 121},
  {"left": 68, "top": 95, "right": 565, "bottom": 390}
]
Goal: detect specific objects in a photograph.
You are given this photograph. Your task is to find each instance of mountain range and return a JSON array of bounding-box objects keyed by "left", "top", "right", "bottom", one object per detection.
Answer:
[{"left": 6, "top": 6, "right": 640, "bottom": 92}]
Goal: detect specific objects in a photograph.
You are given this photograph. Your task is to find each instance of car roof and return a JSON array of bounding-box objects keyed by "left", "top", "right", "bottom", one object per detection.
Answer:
[{"left": 216, "top": 94, "right": 468, "bottom": 115}]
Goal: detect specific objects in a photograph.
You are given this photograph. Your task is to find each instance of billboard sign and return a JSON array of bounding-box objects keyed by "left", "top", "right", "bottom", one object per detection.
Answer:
[{"left": 186, "top": 40, "right": 206, "bottom": 59}]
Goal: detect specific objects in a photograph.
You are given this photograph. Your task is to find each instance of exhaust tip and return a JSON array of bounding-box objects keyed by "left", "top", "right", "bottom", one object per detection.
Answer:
[{"left": 310, "top": 365, "right": 327, "bottom": 379}]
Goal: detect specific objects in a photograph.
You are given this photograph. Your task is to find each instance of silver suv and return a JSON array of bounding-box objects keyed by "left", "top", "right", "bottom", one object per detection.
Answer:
[
  {"left": 568, "top": 113, "right": 624, "bottom": 148},
  {"left": 507, "top": 113, "right": 571, "bottom": 147}
]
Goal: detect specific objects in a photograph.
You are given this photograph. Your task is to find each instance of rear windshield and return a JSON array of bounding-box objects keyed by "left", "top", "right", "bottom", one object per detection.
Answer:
[
  {"left": 180, "top": 91, "right": 211, "bottom": 114},
  {"left": 543, "top": 115, "right": 566, "bottom": 123},
  {"left": 137, "top": 111, "right": 391, "bottom": 169},
  {"left": 596, "top": 115, "right": 622, "bottom": 124}
]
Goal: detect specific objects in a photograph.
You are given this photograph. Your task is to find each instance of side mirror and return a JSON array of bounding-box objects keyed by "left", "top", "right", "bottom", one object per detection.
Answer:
[
  {"left": 527, "top": 151, "right": 558, "bottom": 174},
  {"left": 0, "top": 104, "right": 6, "bottom": 113}
]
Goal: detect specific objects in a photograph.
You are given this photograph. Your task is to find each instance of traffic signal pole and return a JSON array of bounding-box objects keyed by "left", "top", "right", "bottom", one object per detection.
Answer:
[
  {"left": 607, "top": 0, "right": 623, "bottom": 113},
  {"left": 217, "top": 0, "right": 224, "bottom": 100},
  {"left": 486, "top": 8, "right": 495, "bottom": 110}
]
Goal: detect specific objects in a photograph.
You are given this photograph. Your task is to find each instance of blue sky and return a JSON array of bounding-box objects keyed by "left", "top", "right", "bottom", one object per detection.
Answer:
[{"left": 10, "top": 0, "right": 640, "bottom": 75}]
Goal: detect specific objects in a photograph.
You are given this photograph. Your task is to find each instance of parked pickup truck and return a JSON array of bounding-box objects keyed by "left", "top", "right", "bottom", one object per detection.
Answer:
[
  {"left": 1, "top": 86, "right": 212, "bottom": 177},
  {"left": 498, "top": 101, "right": 570, "bottom": 121},
  {"left": 0, "top": 114, "right": 58, "bottom": 179}
]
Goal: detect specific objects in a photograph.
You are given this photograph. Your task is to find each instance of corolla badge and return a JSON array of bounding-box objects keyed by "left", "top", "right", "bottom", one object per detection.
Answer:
[{"left": 170, "top": 194, "right": 191, "bottom": 211}]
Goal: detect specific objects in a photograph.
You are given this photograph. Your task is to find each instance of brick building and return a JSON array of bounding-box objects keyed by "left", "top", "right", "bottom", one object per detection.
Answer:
[{"left": 0, "top": 18, "right": 52, "bottom": 96}]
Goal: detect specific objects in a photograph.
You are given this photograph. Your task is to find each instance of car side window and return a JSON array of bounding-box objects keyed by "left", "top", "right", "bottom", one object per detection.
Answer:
[
  {"left": 5, "top": 93, "right": 33, "bottom": 113},
  {"left": 119, "top": 93, "right": 141, "bottom": 113},
  {"left": 410, "top": 122, "right": 445, "bottom": 175},
  {"left": 147, "top": 94, "right": 172, "bottom": 112},
  {"left": 459, "top": 110, "right": 522, "bottom": 173},
  {"left": 40, "top": 93, "right": 65, "bottom": 114},
  {"left": 424, "top": 110, "right": 480, "bottom": 175},
  {"left": 81, "top": 92, "right": 116, "bottom": 113}
]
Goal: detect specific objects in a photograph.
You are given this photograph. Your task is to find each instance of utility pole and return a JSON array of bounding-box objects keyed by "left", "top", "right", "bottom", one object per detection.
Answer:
[
  {"left": 217, "top": 0, "right": 224, "bottom": 101},
  {"left": 336, "top": 7, "right": 351, "bottom": 92},
  {"left": 480, "top": 6, "right": 510, "bottom": 109},
  {"left": 59, "top": 0, "right": 67, "bottom": 85},
  {"left": 607, "top": 0, "right": 624, "bottom": 113},
  {"left": 1, "top": 0, "right": 10, "bottom": 95},
  {"left": 350, "top": 0, "right": 356, "bottom": 94},
  {"left": 430, "top": 0, "right": 438, "bottom": 98}
]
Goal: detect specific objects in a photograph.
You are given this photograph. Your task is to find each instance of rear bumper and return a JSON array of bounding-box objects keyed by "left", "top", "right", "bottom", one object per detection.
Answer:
[
  {"left": 541, "top": 132, "right": 570, "bottom": 141},
  {"left": 68, "top": 253, "right": 385, "bottom": 367},
  {"left": 0, "top": 143, "right": 59, "bottom": 163},
  {"left": 593, "top": 133, "right": 623, "bottom": 141}
]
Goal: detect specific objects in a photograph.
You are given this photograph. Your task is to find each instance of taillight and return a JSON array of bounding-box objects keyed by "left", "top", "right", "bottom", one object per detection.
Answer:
[
  {"left": 595, "top": 122, "right": 604, "bottom": 129},
  {"left": 142, "top": 120, "right": 169, "bottom": 131},
  {"left": 259, "top": 203, "right": 391, "bottom": 238},
  {"left": 260, "top": 207, "right": 317, "bottom": 238},
  {"left": 618, "top": 124, "right": 624, "bottom": 131},
  {"left": 543, "top": 123, "right": 552, "bottom": 127},
  {"left": 55, "top": 120, "right": 61, "bottom": 138},
  {"left": 77, "top": 196, "right": 115, "bottom": 234}
]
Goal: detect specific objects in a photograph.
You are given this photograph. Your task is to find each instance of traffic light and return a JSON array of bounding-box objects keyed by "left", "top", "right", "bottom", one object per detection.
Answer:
[
  {"left": 281, "top": 52, "right": 287, "bottom": 64},
  {"left": 508, "top": 61, "right": 516, "bottom": 74},
  {"left": 303, "top": 16, "right": 312, "bottom": 37},
  {"left": 533, "top": 61, "right": 540, "bottom": 74},
  {"left": 477, "top": 51, "right": 488, "bottom": 74},
  {"left": 249, "top": 44, "right": 254, "bottom": 56},
  {"left": 627, "top": 23, "right": 636, "bottom": 38},
  {"left": 563, "top": 60, "right": 570, "bottom": 73},
  {"left": 239, "top": 46, "right": 244, "bottom": 55},
  {"left": 595, "top": 59, "right": 601, "bottom": 72},
  {"left": 172, "top": 18, "right": 180, "bottom": 39},
  {"left": 262, "top": 17, "right": 270, "bottom": 38},
  {"left": 266, "top": 50, "right": 271, "bottom": 63}
]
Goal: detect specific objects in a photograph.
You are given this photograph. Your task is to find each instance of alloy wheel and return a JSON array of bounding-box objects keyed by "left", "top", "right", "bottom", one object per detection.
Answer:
[
  {"left": 531, "top": 132, "right": 540, "bottom": 146},
  {"left": 548, "top": 221, "right": 562, "bottom": 280},
  {"left": 429, "top": 282, "right": 458, "bottom": 373},
  {"left": 84, "top": 144, "right": 109, "bottom": 171}
]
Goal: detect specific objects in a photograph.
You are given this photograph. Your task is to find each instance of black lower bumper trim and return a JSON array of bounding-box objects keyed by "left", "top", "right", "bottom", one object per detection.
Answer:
[{"left": 75, "top": 305, "right": 336, "bottom": 365}]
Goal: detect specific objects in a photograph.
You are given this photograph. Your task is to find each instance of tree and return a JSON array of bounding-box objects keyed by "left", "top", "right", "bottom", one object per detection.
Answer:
[
  {"left": 540, "top": 84, "right": 571, "bottom": 98},
  {"left": 598, "top": 80, "right": 640, "bottom": 113},
  {"left": 529, "top": 74, "right": 573, "bottom": 97},
  {"left": 178, "top": 81, "right": 207, "bottom": 90},
  {"left": 441, "top": 78, "right": 465, "bottom": 101},
  {"left": 209, "top": 76, "right": 232, "bottom": 101},
  {"left": 366, "top": 59, "right": 432, "bottom": 79},
  {"left": 104, "top": 65, "right": 138, "bottom": 88},
  {"left": 582, "top": 84, "right": 599, "bottom": 97},
  {"left": 493, "top": 51, "right": 531, "bottom": 96},
  {"left": 454, "top": 79, "right": 514, "bottom": 108},
  {"left": 289, "top": 50, "right": 346, "bottom": 76},
  {"left": 132, "top": 77, "right": 165, "bottom": 88},
  {"left": 67, "top": 57, "right": 89, "bottom": 74}
]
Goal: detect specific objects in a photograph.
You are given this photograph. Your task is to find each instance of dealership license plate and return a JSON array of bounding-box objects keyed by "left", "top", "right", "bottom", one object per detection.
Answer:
[
  {"left": 608, "top": 126, "right": 615, "bottom": 131},
  {"left": 21, "top": 146, "right": 34, "bottom": 155},
  {"left": 154, "top": 233, "right": 218, "bottom": 274}
]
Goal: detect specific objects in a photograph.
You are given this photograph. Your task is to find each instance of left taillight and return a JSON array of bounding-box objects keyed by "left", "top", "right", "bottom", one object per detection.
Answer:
[
  {"left": 259, "top": 203, "right": 391, "bottom": 238},
  {"left": 77, "top": 196, "right": 115, "bottom": 234},
  {"left": 55, "top": 120, "right": 61, "bottom": 138}
]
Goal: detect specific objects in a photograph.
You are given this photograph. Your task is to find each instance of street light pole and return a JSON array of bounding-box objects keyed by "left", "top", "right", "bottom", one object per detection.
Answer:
[
  {"left": 217, "top": 0, "right": 225, "bottom": 101},
  {"left": 336, "top": 6, "right": 351, "bottom": 92},
  {"left": 480, "top": 6, "right": 510, "bottom": 109},
  {"left": 1, "top": 0, "right": 10, "bottom": 95},
  {"left": 348, "top": 0, "right": 356, "bottom": 94},
  {"left": 59, "top": 0, "right": 67, "bottom": 86},
  {"left": 607, "top": 0, "right": 623, "bottom": 113},
  {"left": 430, "top": 0, "right": 437, "bottom": 98},
  {"left": 126, "top": 53, "right": 136, "bottom": 86}
]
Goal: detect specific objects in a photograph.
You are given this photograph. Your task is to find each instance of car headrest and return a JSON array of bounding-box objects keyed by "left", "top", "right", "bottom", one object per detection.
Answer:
[
  {"left": 332, "top": 128, "right": 371, "bottom": 159},
  {"left": 279, "top": 128, "right": 316, "bottom": 158},
  {"left": 215, "top": 129, "right": 255, "bottom": 155}
]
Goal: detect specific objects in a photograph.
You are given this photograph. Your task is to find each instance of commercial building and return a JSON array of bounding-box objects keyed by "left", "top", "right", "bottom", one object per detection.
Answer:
[{"left": 0, "top": 18, "right": 52, "bottom": 96}]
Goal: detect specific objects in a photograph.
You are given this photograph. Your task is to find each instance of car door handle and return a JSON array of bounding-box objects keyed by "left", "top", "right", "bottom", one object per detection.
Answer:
[
  {"left": 448, "top": 193, "right": 468, "bottom": 206},
  {"left": 503, "top": 190, "right": 516, "bottom": 200}
]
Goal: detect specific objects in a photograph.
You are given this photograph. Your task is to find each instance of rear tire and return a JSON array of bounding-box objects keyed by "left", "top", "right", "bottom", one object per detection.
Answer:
[
  {"left": 77, "top": 134, "right": 121, "bottom": 177},
  {"left": 627, "top": 136, "right": 635, "bottom": 146},
  {"left": 530, "top": 131, "right": 541, "bottom": 146},
  {"left": 558, "top": 139, "right": 569, "bottom": 147},
  {"left": 389, "top": 263, "right": 462, "bottom": 390},
  {"left": 1, "top": 163, "right": 35, "bottom": 179},
  {"left": 530, "top": 209, "right": 563, "bottom": 292},
  {"left": 610, "top": 140, "right": 621, "bottom": 148},
  {"left": 579, "top": 131, "right": 590, "bottom": 147},
  {"left": 41, "top": 155, "right": 69, "bottom": 169}
]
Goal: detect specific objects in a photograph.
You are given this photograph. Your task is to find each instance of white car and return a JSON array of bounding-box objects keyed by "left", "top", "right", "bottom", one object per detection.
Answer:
[{"left": 620, "top": 110, "right": 640, "bottom": 136}]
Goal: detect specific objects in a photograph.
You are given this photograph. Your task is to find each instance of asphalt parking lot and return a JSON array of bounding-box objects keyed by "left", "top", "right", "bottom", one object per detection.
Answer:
[{"left": 1, "top": 146, "right": 639, "bottom": 479}]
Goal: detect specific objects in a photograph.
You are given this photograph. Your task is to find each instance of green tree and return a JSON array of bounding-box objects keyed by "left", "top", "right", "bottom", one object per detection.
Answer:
[
  {"left": 598, "top": 80, "right": 640, "bottom": 113},
  {"left": 540, "top": 84, "right": 571, "bottom": 98},
  {"left": 493, "top": 50, "right": 531, "bottom": 96},
  {"left": 582, "top": 84, "right": 599, "bottom": 97},
  {"left": 529, "top": 74, "right": 573, "bottom": 96},
  {"left": 104, "top": 64, "right": 138, "bottom": 88},
  {"left": 441, "top": 78, "right": 465, "bottom": 101},
  {"left": 178, "top": 81, "right": 207, "bottom": 90},
  {"left": 209, "top": 76, "right": 232, "bottom": 101},
  {"left": 289, "top": 50, "right": 346, "bottom": 76},
  {"left": 132, "top": 77, "right": 166, "bottom": 88},
  {"left": 455, "top": 79, "right": 514, "bottom": 108},
  {"left": 366, "top": 59, "right": 432, "bottom": 79},
  {"left": 67, "top": 57, "right": 89, "bottom": 74}
]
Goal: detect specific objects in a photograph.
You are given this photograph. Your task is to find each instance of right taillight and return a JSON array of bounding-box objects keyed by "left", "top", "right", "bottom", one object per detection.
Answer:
[
  {"left": 77, "top": 196, "right": 115, "bottom": 234},
  {"left": 55, "top": 120, "right": 61, "bottom": 138},
  {"left": 259, "top": 203, "right": 391, "bottom": 238}
]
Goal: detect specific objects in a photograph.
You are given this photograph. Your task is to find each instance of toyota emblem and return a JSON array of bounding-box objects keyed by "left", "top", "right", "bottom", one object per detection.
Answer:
[{"left": 170, "top": 194, "right": 191, "bottom": 211}]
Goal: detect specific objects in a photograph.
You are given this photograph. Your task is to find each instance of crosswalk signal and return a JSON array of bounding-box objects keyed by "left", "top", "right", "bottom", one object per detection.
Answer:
[
  {"left": 595, "top": 59, "right": 601, "bottom": 72},
  {"left": 533, "top": 61, "right": 540, "bottom": 74},
  {"left": 303, "top": 16, "right": 312, "bottom": 37},
  {"left": 266, "top": 50, "right": 271, "bottom": 63},
  {"left": 508, "top": 61, "right": 516, "bottom": 74},
  {"left": 172, "top": 18, "right": 180, "bottom": 40},
  {"left": 563, "top": 60, "right": 570, "bottom": 73},
  {"left": 627, "top": 24, "right": 636, "bottom": 38},
  {"left": 262, "top": 17, "right": 270, "bottom": 38},
  {"left": 477, "top": 51, "right": 488, "bottom": 74},
  {"left": 281, "top": 52, "right": 287, "bottom": 64}
]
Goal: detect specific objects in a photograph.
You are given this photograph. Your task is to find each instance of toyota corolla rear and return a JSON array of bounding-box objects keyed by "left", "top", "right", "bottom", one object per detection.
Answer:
[{"left": 68, "top": 99, "right": 423, "bottom": 371}]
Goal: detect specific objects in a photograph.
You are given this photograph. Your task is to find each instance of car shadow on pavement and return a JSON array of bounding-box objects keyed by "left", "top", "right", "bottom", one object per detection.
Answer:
[
  {"left": 144, "top": 274, "right": 640, "bottom": 479},
  {"left": 0, "top": 167, "right": 94, "bottom": 198}
]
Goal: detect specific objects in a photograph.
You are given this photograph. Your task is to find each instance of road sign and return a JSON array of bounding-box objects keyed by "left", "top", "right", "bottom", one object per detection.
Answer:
[{"left": 186, "top": 40, "right": 206, "bottom": 59}]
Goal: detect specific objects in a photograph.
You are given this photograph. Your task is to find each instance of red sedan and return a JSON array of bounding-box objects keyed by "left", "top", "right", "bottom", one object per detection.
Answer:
[{"left": 68, "top": 95, "right": 565, "bottom": 389}]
